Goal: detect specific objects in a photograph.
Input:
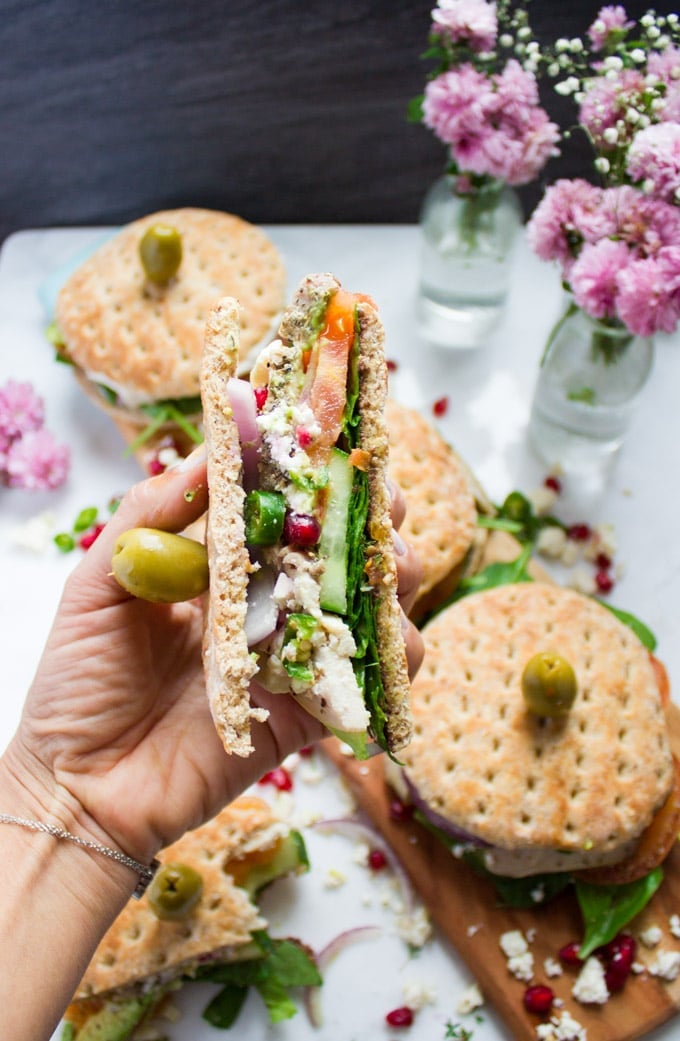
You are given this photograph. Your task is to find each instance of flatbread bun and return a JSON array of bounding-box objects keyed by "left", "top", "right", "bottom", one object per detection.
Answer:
[
  {"left": 70, "top": 796, "right": 287, "bottom": 1001},
  {"left": 55, "top": 207, "right": 286, "bottom": 407},
  {"left": 402, "top": 581, "right": 673, "bottom": 875},
  {"left": 385, "top": 399, "right": 489, "bottom": 622},
  {"left": 201, "top": 298, "right": 265, "bottom": 757}
]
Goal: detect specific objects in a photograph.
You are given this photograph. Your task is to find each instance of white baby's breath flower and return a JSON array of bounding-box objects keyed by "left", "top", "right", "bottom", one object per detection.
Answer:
[{"left": 603, "top": 127, "right": 619, "bottom": 144}]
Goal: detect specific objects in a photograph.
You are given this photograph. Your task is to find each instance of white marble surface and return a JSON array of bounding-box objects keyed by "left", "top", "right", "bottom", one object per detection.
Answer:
[{"left": 1, "top": 226, "right": 679, "bottom": 1041}]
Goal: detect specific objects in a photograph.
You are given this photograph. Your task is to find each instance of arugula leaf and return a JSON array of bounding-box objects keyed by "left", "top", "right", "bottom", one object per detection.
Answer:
[
  {"left": 329, "top": 726, "right": 370, "bottom": 760},
  {"left": 575, "top": 868, "right": 664, "bottom": 958}
]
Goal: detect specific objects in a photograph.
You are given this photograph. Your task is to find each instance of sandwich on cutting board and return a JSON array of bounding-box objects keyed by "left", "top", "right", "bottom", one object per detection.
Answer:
[
  {"left": 200, "top": 275, "right": 412, "bottom": 760},
  {"left": 60, "top": 796, "right": 317, "bottom": 1040},
  {"left": 387, "top": 580, "right": 680, "bottom": 951},
  {"left": 51, "top": 207, "right": 286, "bottom": 471}
]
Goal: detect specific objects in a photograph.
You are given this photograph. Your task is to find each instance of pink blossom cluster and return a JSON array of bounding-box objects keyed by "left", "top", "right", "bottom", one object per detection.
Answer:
[
  {"left": 587, "top": 5, "right": 634, "bottom": 51},
  {"left": 431, "top": 0, "right": 498, "bottom": 53},
  {"left": 422, "top": 59, "right": 560, "bottom": 186},
  {"left": 0, "top": 380, "right": 70, "bottom": 491},
  {"left": 528, "top": 179, "right": 680, "bottom": 336}
]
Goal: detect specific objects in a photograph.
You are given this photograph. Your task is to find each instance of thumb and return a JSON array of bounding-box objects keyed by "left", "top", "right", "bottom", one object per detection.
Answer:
[{"left": 67, "top": 445, "right": 209, "bottom": 607}]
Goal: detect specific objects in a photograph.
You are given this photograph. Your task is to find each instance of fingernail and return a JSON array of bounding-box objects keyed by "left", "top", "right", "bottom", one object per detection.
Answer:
[
  {"left": 393, "top": 530, "right": 407, "bottom": 556},
  {"left": 400, "top": 608, "right": 411, "bottom": 634},
  {"left": 386, "top": 478, "right": 399, "bottom": 503},
  {"left": 175, "top": 443, "right": 206, "bottom": 472}
]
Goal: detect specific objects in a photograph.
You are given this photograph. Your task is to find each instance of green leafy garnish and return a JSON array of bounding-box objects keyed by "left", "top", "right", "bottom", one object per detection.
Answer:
[
  {"left": 329, "top": 727, "right": 370, "bottom": 760},
  {"left": 599, "top": 602, "right": 657, "bottom": 651},
  {"left": 124, "top": 397, "right": 203, "bottom": 456},
  {"left": 575, "top": 869, "right": 664, "bottom": 958},
  {"left": 281, "top": 613, "right": 318, "bottom": 685},
  {"left": 195, "top": 931, "right": 321, "bottom": 1028}
]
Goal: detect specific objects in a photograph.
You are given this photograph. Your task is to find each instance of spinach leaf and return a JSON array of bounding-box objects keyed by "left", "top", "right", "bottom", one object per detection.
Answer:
[
  {"left": 575, "top": 868, "right": 664, "bottom": 958},
  {"left": 202, "top": 984, "right": 249, "bottom": 1029},
  {"left": 598, "top": 602, "right": 657, "bottom": 651}
]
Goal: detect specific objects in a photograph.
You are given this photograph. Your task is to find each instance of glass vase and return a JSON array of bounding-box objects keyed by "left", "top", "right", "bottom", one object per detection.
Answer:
[
  {"left": 417, "top": 174, "right": 523, "bottom": 349},
  {"left": 528, "top": 301, "right": 655, "bottom": 473}
]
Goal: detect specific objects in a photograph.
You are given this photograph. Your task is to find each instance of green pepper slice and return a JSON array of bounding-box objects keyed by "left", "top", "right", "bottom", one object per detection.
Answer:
[{"left": 244, "top": 490, "right": 286, "bottom": 546}]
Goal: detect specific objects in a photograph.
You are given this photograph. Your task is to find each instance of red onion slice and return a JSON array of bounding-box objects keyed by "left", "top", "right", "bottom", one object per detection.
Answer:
[
  {"left": 245, "top": 565, "right": 278, "bottom": 646},
  {"left": 226, "top": 377, "right": 260, "bottom": 446},
  {"left": 311, "top": 817, "right": 415, "bottom": 913},
  {"left": 402, "top": 772, "right": 489, "bottom": 847},
  {"left": 303, "top": 925, "right": 383, "bottom": 1027}
]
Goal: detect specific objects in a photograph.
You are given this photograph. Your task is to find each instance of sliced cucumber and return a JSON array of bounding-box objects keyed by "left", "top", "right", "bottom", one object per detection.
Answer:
[
  {"left": 318, "top": 448, "right": 353, "bottom": 614},
  {"left": 243, "top": 831, "right": 310, "bottom": 898}
]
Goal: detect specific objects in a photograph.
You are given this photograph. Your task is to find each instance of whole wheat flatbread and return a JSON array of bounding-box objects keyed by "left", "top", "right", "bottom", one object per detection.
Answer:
[
  {"left": 69, "top": 796, "right": 289, "bottom": 1002},
  {"left": 385, "top": 398, "right": 489, "bottom": 622},
  {"left": 201, "top": 276, "right": 411, "bottom": 756},
  {"left": 402, "top": 582, "right": 673, "bottom": 873},
  {"left": 201, "top": 298, "right": 265, "bottom": 757},
  {"left": 55, "top": 207, "right": 286, "bottom": 406}
]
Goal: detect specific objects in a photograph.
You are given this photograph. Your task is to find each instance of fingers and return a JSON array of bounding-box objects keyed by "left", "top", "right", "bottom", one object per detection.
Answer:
[
  {"left": 388, "top": 478, "right": 406, "bottom": 530},
  {"left": 402, "top": 611, "right": 425, "bottom": 680},
  {"left": 393, "top": 529, "right": 423, "bottom": 618},
  {"left": 67, "top": 445, "right": 209, "bottom": 605}
]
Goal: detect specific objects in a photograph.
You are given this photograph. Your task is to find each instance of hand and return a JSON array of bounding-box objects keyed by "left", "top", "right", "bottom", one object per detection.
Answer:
[{"left": 5, "top": 449, "right": 424, "bottom": 865}]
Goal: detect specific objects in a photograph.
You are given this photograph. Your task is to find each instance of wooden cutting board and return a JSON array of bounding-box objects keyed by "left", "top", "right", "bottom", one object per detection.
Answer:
[{"left": 325, "top": 531, "right": 680, "bottom": 1041}]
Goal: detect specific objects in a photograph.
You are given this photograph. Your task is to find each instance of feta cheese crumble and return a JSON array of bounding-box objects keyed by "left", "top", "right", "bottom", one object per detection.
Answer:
[
  {"left": 649, "top": 949, "right": 680, "bottom": 981},
  {"left": 572, "top": 955, "right": 609, "bottom": 1005},
  {"left": 456, "top": 982, "right": 484, "bottom": 1015},
  {"left": 499, "top": 929, "right": 534, "bottom": 982},
  {"left": 536, "top": 1009, "right": 587, "bottom": 1041}
]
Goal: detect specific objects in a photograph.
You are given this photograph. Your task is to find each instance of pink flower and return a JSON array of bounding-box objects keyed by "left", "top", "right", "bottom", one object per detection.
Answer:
[
  {"left": 527, "top": 179, "right": 610, "bottom": 269},
  {"left": 627, "top": 123, "right": 680, "bottom": 204},
  {"left": 4, "top": 428, "right": 70, "bottom": 491},
  {"left": 431, "top": 0, "right": 497, "bottom": 53},
  {"left": 0, "top": 380, "right": 45, "bottom": 439},
  {"left": 603, "top": 186, "right": 680, "bottom": 255},
  {"left": 422, "top": 61, "right": 559, "bottom": 186},
  {"left": 578, "top": 69, "right": 647, "bottom": 151},
  {"left": 569, "top": 238, "right": 631, "bottom": 319},
  {"left": 587, "top": 6, "right": 634, "bottom": 51},
  {"left": 616, "top": 247, "right": 680, "bottom": 336}
]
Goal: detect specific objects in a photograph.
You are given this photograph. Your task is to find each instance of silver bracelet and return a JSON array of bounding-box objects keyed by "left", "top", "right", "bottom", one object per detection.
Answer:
[{"left": 0, "top": 813, "right": 160, "bottom": 899}]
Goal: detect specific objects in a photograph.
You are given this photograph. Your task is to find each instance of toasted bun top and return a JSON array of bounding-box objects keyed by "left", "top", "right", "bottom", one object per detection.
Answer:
[
  {"left": 201, "top": 297, "right": 265, "bottom": 757},
  {"left": 385, "top": 399, "right": 479, "bottom": 603},
  {"left": 72, "top": 797, "right": 286, "bottom": 1000},
  {"left": 55, "top": 208, "right": 286, "bottom": 404},
  {"left": 403, "top": 582, "right": 673, "bottom": 856}
]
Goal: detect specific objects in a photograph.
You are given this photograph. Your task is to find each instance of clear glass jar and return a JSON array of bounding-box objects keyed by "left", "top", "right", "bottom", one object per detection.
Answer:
[
  {"left": 417, "top": 174, "right": 522, "bottom": 349},
  {"left": 528, "top": 301, "right": 655, "bottom": 473}
]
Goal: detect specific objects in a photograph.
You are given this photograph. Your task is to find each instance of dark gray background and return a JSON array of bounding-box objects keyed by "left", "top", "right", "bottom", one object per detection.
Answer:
[{"left": 0, "top": 1, "right": 673, "bottom": 244}]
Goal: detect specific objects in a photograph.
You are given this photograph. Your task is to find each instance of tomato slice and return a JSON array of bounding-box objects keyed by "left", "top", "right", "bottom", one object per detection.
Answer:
[{"left": 303, "top": 289, "right": 356, "bottom": 461}]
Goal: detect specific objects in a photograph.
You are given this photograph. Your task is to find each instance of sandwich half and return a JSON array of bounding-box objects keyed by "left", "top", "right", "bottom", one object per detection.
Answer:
[
  {"left": 201, "top": 275, "right": 412, "bottom": 759},
  {"left": 60, "top": 796, "right": 317, "bottom": 1040}
]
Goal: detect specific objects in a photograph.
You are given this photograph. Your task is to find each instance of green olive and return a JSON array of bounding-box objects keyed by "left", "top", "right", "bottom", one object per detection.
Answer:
[
  {"left": 502, "top": 490, "right": 532, "bottom": 523},
  {"left": 139, "top": 223, "right": 183, "bottom": 283},
  {"left": 111, "top": 527, "right": 209, "bottom": 603},
  {"left": 147, "top": 862, "right": 203, "bottom": 920},
  {"left": 521, "top": 652, "right": 578, "bottom": 717}
]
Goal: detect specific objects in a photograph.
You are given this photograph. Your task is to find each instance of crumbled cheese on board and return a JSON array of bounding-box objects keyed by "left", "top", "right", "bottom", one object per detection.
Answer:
[
  {"left": 403, "top": 977, "right": 438, "bottom": 1010},
  {"left": 639, "top": 924, "right": 663, "bottom": 948},
  {"left": 670, "top": 914, "right": 680, "bottom": 939},
  {"left": 649, "top": 949, "right": 680, "bottom": 981},
  {"left": 396, "top": 905, "right": 432, "bottom": 948},
  {"left": 572, "top": 956, "right": 609, "bottom": 1005},
  {"left": 544, "top": 957, "right": 563, "bottom": 978},
  {"left": 536, "top": 1009, "right": 587, "bottom": 1041},
  {"left": 499, "top": 929, "right": 534, "bottom": 982}
]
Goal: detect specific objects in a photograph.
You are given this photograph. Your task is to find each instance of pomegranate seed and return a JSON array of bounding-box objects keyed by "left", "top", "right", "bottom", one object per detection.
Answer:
[
  {"left": 432, "top": 396, "right": 449, "bottom": 417},
  {"left": 544, "top": 475, "right": 562, "bottom": 493},
  {"left": 558, "top": 941, "right": 582, "bottom": 966},
  {"left": 601, "top": 933, "right": 636, "bottom": 967},
  {"left": 296, "top": 426, "right": 313, "bottom": 448},
  {"left": 389, "top": 798, "right": 414, "bottom": 823},
  {"left": 257, "top": 767, "right": 293, "bottom": 792},
  {"left": 254, "top": 386, "right": 268, "bottom": 410},
  {"left": 367, "top": 849, "right": 388, "bottom": 871},
  {"left": 523, "top": 984, "right": 554, "bottom": 1015},
  {"left": 147, "top": 456, "right": 166, "bottom": 476},
  {"left": 385, "top": 1006, "right": 414, "bottom": 1028},
  {"left": 605, "top": 953, "right": 632, "bottom": 992},
  {"left": 595, "top": 551, "right": 612, "bottom": 570},
  {"left": 595, "top": 570, "right": 614, "bottom": 594},
  {"left": 79, "top": 523, "right": 106, "bottom": 550},
  {"left": 298, "top": 745, "right": 315, "bottom": 758},
  {"left": 567, "top": 523, "right": 592, "bottom": 542},
  {"left": 283, "top": 511, "right": 321, "bottom": 547},
  {"left": 386, "top": 358, "right": 398, "bottom": 373}
]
